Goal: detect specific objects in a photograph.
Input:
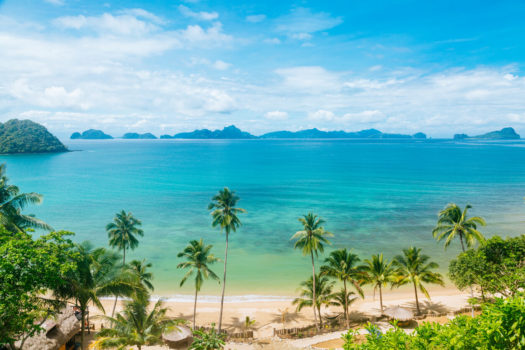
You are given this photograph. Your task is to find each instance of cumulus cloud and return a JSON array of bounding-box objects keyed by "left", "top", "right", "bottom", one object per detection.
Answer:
[
  {"left": 178, "top": 5, "right": 219, "bottom": 21},
  {"left": 264, "top": 111, "right": 288, "bottom": 120},
  {"left": 54, "top": 12, "right": 162, "bottom": 35},
  {"left": 275, "top": 7, "right": 342, "bottom": 40},
  {"left": 275, "top": 66, "right": 343, "bottom": 93}
]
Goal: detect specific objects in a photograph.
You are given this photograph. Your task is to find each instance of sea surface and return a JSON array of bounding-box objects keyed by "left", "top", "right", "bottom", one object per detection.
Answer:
[{"left": 1, "top": 139, "right": 524, "bottom": 300}]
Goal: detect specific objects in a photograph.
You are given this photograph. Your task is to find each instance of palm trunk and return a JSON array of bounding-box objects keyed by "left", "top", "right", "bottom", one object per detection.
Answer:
[
  {"left": 318, "top": 305, "right": 323, "bottom": 328},
  {"left": 414, "top": 282, "right": 420, "bottom": 315},
  {"left": 218, "top": 232, "right": 228, "bottom": 332},
  {"left": 311, "top": 252, "right": 319, "bottom": 330},
  {"left": 193, "top": 288, "right": 198, "bottom": 330},
  {"left": 379, "top": 284, "right": 384, "bottom": 313},
  {"left": 343, "top": 280, "right": 349, "bottom": 328},
  {"left": 460, "top": 234, "right": 475, "bottom": 316},
  {"left": 80, "top": 305, "right": 86, "bottom": 350},
  {"left": 111, "top": 249, "right": 126, "bottom": 318}
]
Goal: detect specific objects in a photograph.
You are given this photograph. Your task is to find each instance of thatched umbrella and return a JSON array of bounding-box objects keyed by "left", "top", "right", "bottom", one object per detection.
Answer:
[
  {"left": 162, "top": 326, "right": 193, "bottom": 349},
  {"left": 382, "top": 306, "right": 414, "bottom": 321}
]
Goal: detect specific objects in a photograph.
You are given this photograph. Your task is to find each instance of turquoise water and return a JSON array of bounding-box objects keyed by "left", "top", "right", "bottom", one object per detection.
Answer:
[{"left": 1, "top": 139, "right": 524, "bottom": 298}]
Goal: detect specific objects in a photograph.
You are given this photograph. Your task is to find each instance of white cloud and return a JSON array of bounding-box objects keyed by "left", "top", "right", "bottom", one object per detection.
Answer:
[
  {"left": 178, "top": 5, "right": 219, "bottom": 21},
  {"left": 212, "top": 60, "right": 231, "bottom": 70},
  {"left": 263, "top": 37, "right": 281, "bottom": 44},
  {"left": 177, "top": 22, "right": 233, "bottom": 46},
  {"left": 246, "top": 14, "right": 266, "bottom": 23},
  {"left": 275, "top": 66, "right": 342, "bottom": 93},
  {"left": 308, "top": 110, "right": 335, "bottom": 121},
  {"left": 54, "top": 12, "right": 161, "bottom": 35},
  {"left": 264, "top": 111, "right": 288, "bottom": 120},
  {"left": 275, "top": 7, "right": 342, "bottom": 39}
]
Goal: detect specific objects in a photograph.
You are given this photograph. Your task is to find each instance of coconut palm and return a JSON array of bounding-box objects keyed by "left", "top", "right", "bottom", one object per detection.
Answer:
[
  {"left": 393, "top": 247, "right": 445, "bottom": 315},
  {"left": 293, "top": 274, "right": 334, "bottom": 328},
  {"left": 128, "top": 259, "right": 154, "bottom": 292},
  {"left": 55, "top": 242, "right": 141, "bottom": 350},
  {"left": 0, "top": 164, "right": 52, "bottom": 232},
  {"left": 208, "top": 187, "right": 246, "bottom": 332},
  {"left": 320, "top": 249, "right": 364, "bottom": 327},
  {"left": 106, "top": 210, "right": 144, "bottom": 316},
  {"left": 432, "top": 203, "right": 486, "bottom": 252},
  {"left": 362, "top": 254, "right": 396, "bottom": 312},
  {"left": 291, "top": 213, "right": 332, "bottom": 329},
  {"left": 92, "top": 294, "right": 179, "bottom": 350},
  {"left": 330, "top": 288, "right": 358, "bottom": 325},
  {"left": 177, "top": 239, "right": 220, "bottom": 329}
]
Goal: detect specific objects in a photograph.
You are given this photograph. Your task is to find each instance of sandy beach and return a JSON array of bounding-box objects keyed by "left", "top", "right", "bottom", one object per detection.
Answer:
[{"left": 88, "top": 287, "right": 471, "bottom": 349}]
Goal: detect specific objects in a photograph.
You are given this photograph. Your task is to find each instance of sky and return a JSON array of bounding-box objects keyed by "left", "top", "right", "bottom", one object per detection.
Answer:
[{"left": 1, "top": 0, "right": 525, "bottom": 138}]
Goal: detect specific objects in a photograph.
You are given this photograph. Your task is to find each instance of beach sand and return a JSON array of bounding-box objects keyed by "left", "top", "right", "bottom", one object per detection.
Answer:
[{"left": 87, "top": 287, "right": 471, "bottom": 349}]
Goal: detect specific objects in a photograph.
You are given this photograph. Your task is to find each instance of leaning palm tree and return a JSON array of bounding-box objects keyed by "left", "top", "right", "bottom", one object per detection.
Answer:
[
  {"left": 0, "top": 164, "right": 52, "bottom": 232},
  {"left": 55, "top": 242, "right": 141, "bottom": 350},
  {"left": 393, "top": 247, "right": 444, "bottom": 315},
  {"left": 293, "top": 274, "right": 334, "bottom": 328},
  {"left": 128, "top": 259, "right": 154, "bottom": 292},
  {"left": 291, "top": 213, "right": 332, "bottom": 329},
  {"left": 106, "top": 210, "right": 144, "bottom": 316},
  {"left": 432, "top": 203, "right": 486, "bottom": 252},
  {"left": 177, "top": 239, "right": 220, "bottom": 329},
  {"left": 321, "top": 249, "right": 364, "bottom": 327},
  {"left": 208, "top": 187, "right": 246, "bottom": 332},
  {"left": 362, "top": 254, "right": 396, "bottom": 312},
  {"left": 91, "top": 294, "right": 179, "bottom": 350},
  {"left": 330, "top": 288, "right": 358, "bottom": 325}
]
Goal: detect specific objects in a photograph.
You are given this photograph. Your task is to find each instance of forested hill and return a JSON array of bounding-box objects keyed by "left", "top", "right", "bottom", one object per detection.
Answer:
[{"left": 0, "top": 119, "right": 68, "bottom": 154}]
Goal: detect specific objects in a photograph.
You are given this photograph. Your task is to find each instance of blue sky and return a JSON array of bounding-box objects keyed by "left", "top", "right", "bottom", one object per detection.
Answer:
[{"left": 1, "top": 0, "right": 525, "bottom": 137}]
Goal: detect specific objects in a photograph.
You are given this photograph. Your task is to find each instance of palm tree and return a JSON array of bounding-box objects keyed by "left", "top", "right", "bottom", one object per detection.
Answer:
[
  {"left": 432, "top": 203, "right": 486, "bottom": 252},
  {"left": 291, "top": 213, "right": 332, "bottom": 329},
  {"left": 92, "top": 294, "right": 178, "bottom": 350},
  {"left": 208, "top": 187, "right": 246, "bottom": 332},
  {"left": 393, "top": 247, "right": 444, "bottom": 315},
  {"left": 128, "top": 259, "right": 154, "bottom": 292},
  {"left": 55, "top": 242, "right": 141, "bottom": 350},
  {"left": 330, "top": 288, "right": 358, "bottom": 325},
  {"left": 177, "top": 239, "right": 220, "bottom": 329},
  {"left": 292, "top": 274, "right": 334, "bottom": 328},
  {"left": 320, "top": 249, "right": 364, "bottom": 327},
  {"left": 106, "top": 210, "right": 144, "bottom": 317},
  {"left": 0, "top": 164, "right": 52, "bottom": 232},
  {"left": 362, "top": 254, "right": 396, "bottom": 312}
]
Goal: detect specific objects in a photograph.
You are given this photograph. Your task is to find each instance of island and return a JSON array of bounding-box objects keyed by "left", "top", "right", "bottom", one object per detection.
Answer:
[
  {"left": 260, "top": 128, "right": 426, "bottom": 139},
  {"left": 0, "top": 119, "right": 68, "bottom": 154},
  {"left": 70, "top": 129, "right": 113, "bottom": 139},
  {"left": 165, "top": 125, "right": 257, "bottom": 139},
  {"left": 453, "top": 127, "right": 520, "bottom": 140},
  {"left": 122, "top": 132, "right": 157, "bottom": 139}
]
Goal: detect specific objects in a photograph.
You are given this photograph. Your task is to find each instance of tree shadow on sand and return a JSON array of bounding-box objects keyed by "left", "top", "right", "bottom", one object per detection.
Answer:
[
  {"left": 269, "top": 310, "right": 305, "bottom": 327},
  {"left": 403, "top": 301, "right": 449, "bottom": 315}
]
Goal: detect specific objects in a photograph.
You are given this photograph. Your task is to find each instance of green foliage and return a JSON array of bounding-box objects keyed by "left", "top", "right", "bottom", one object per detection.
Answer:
[
  {"left": 106, "top": 210, "right": 144, "bottom": 263},
  {"left": 190, "top": 324, "right": 226, "bottom": 350},
  {"left": 177, "top": 239, "right": 220, "bottom": 292},
  {"left": 449, "top": 235, "right": 525, "bottom": 298},
  {"left": 293, "top": 274, "right": 335, "bottom": 327},
  {"left": 291, "top": 213, "right": 333, "bottom": 257},
  {"left": 342, "top": 294, "right": 525, "bottom": 349},
  {"left": 362, "top": 254, "right": 396, "bottom": 311},
  {"left": 0, "top": 228, "right": 76, "bottom": 347},
  {"left": 93, "top": 294, "right": 179, "bottom": 350},
  {"left": 433, "top": 203, "right": 485, "bottom": 251},
  {"left": 208, "top": 187, "right": 246, "bottom": 235},
  {"left": 0, "top": 119, "right": 67, "bottom": 154}
]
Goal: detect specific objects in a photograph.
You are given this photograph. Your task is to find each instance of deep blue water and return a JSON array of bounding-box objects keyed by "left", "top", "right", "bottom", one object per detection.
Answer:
[{"left": 1, "top": 139, "right": 524, "bottom": 297}]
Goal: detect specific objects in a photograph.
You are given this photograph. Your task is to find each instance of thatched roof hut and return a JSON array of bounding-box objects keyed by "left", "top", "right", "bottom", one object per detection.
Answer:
[
  {"left": 383, "top": 306, "right": 414, "bottom": 321},
  {"left": 20, "top": 307, "right": 80, "bottom": 350}
]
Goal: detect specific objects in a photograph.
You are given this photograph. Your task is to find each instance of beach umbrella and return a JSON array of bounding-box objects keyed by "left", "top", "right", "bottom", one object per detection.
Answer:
[{"left": 382, "top": 306, "right": 414, "bottom": 321}]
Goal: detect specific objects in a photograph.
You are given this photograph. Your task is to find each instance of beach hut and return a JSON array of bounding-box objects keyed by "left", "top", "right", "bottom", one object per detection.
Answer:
[
  {"left": 162, "top": 326, "right": 193, "bottom": 349},
  {"left": 383, "top": 306, "right": 414, "bottom": 326}
]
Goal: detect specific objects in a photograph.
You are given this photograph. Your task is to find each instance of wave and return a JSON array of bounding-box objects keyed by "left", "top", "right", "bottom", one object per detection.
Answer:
[{"left": 102, "top": 294, "right": 294, "bottom": 303}]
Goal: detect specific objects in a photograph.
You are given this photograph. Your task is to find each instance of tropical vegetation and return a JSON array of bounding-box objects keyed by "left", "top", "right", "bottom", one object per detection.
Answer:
[
  {"left": 293, "top": 274, "right": 335, "bottom": 328},
  {"left": 361, "top": 254, "right": 396, "bottom": 312}
]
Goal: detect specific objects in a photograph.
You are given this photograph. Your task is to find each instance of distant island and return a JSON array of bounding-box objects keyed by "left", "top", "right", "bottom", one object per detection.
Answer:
[
  {"left": 453, "top": 127, "right": 520, "bottom": 140},
  {"left": 0, "top": 119, "right": 68, "bottom": 154},
  {"left": 122, "top": 132, "right": 157, "bottom": 139},
  {"left": 71, "top": 129, "right": 113, "bottom": 139},
  {"left": 161, "top": 125, "right": 256, "bottom": 139}
]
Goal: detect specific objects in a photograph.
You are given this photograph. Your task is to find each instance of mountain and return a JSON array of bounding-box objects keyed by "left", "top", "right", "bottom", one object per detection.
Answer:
[
  {"left": 171, "top": 125, "right": 256, "bottom": 139},
  {"left": 70, "top": 129, "right": 113, "bottom": 139},
  {"left": 454, "top": 127, "right": 520, "bottom": 140},
  {"left": 0, "top": 119, "right": 68, "bottom": 154},
  {"left": 122, "top": 132, "right": 157, "bottom": 139},
  {"left": 260, "top": 128, "right": 426, "bottom": 139}
]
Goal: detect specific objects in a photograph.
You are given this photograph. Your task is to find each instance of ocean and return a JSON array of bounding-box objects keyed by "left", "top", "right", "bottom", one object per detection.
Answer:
[{"left": 2, "top": 139, "right": 524, "bottom": 300}]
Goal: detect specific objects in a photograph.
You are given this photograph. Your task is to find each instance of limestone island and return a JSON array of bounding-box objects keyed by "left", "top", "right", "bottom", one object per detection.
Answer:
[{"left": 0, "top": 119, "right": 68, "bottom": 154}]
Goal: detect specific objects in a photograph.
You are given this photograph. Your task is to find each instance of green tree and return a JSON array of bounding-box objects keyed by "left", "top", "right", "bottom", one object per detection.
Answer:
[
  {"left": 128, "top": 259, "right": 155, "bottom": 292},
  {"left": 432, "top": 203, "right": 485, "bottom": 252},
  {"left": 0, "top": 229, "right": 75, "bottom": 349},
  {"left": 331, "top": 288, "right": 358, "bottom": 326},
  {"left": 55, "top": 242, "right": 141, "bottom": 350},
  {"left": 106, "top": 210, "right": 144, "bottom": 317},
  {"left": 293, "top": 274, "right": 335, "bottom": 328},
  {"left": 321, "top": 248, "right": 364, "bottom": 327},
  {"left": 0, "top": 164, "right": 52, "bottom": 232},
  {"left": 362, "top": 254, "right": 396, "bottom": 312},
  {"left": 92, "top": 294, "right": 178, "bottom": 350},
  {"left": 190, "top": 324, "right": 225, "bottom": 350},
  {"left": 291, "top": 212, "right": 333, "bottom": 329},
  {"left": 208, "top": 188, "right": 246, "bottom": 332},
  {"left": 393, "top": 247, "right": 444, "bottom": 315},
  {"left": 177, "top": 239, "right": 220, "bottom": 329}
]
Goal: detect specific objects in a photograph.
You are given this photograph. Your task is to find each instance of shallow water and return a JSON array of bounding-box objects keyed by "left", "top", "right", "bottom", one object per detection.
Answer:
[{"left": 2, "top": 139, "right": 524, "bottom": 298}]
